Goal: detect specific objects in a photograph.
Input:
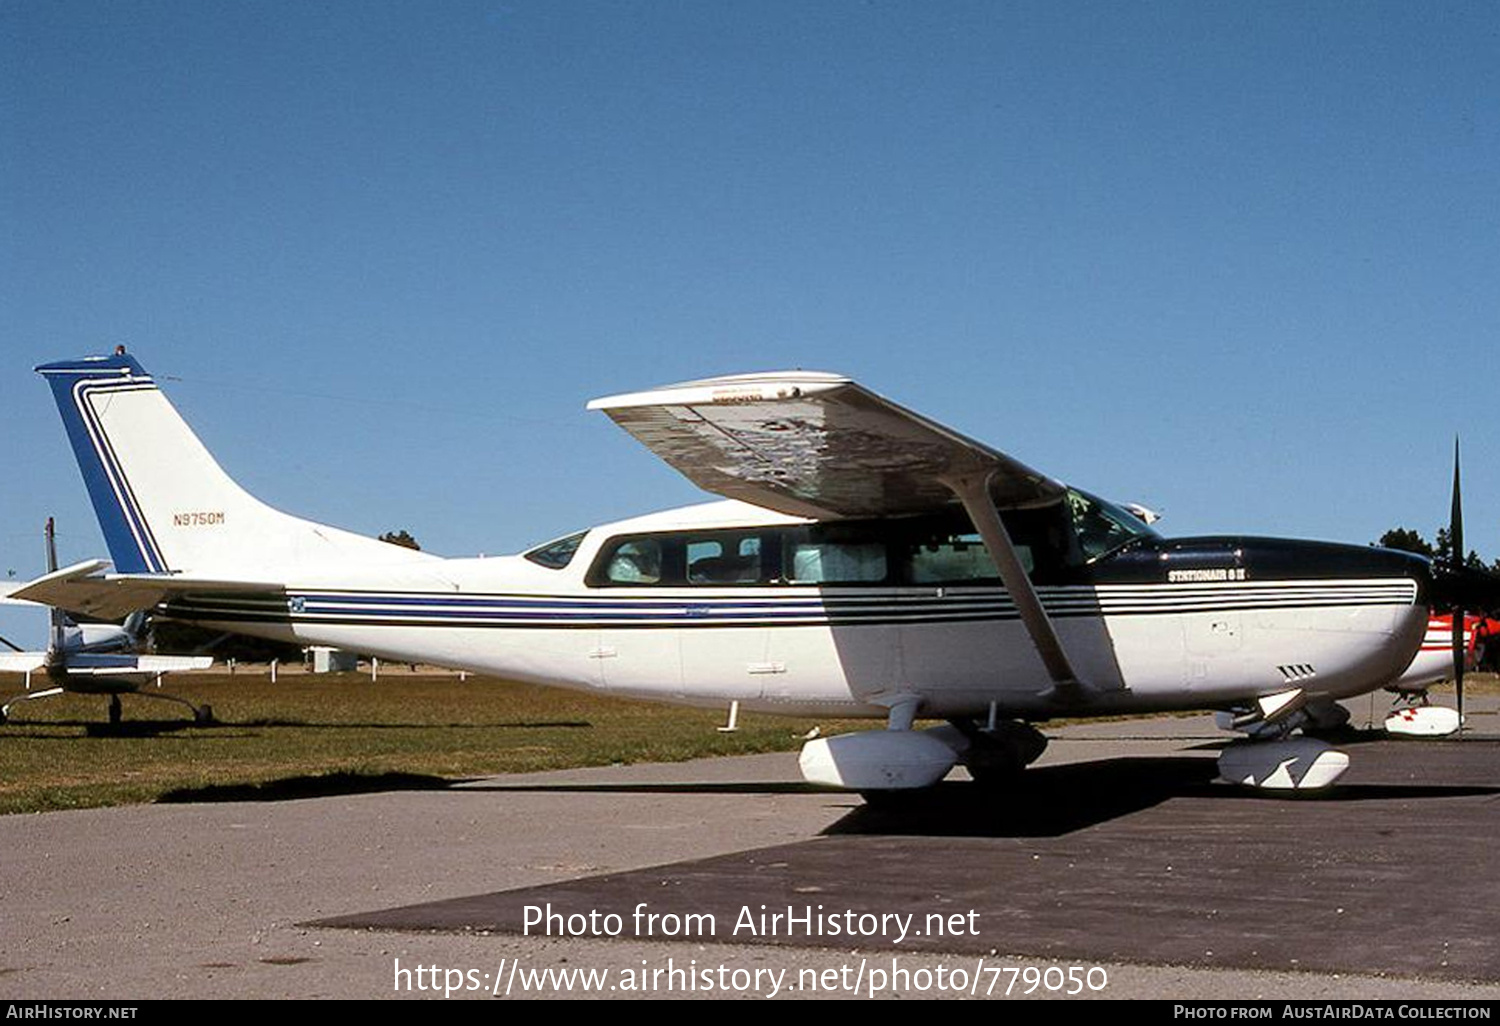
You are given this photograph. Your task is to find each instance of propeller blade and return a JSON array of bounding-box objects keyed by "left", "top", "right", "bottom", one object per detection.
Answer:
[{"left": 1450, "top": 438, "right": 1464, "bottom": 730}]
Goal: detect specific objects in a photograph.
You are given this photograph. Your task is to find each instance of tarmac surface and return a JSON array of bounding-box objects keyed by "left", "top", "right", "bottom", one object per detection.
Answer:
[{"left": 3, "top": 699, "right": 1499, "bottom": 1001}]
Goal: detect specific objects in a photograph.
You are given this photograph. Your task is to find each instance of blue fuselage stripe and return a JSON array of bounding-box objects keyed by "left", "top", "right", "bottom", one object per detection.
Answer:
[{"left": 163, "top": 580, "right": 1418, "bottom": 630}]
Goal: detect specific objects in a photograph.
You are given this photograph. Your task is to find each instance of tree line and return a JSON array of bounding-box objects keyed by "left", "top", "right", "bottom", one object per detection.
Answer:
[{"left": 1376, "top": 527, "right": 1496, "bottom": 572}]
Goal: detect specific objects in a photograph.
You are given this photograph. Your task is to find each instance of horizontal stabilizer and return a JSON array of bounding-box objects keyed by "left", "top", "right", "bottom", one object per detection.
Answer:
[
  {"left": 62, "top": 653, "right": 214, "bottom": 675},
  {"left": 0, "top": 581, "right": 45, "bottom": 607},
  {"left": 0, "top": 653, "right": 47, "bottom": 673},
  {"left": 12, "top": 562, "right": 284, "bottom": 620}
]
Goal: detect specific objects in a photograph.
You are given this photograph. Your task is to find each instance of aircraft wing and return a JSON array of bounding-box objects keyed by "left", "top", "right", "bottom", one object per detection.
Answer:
[
  {"left": 0, "top": 653, "right": 46, "bottom": 673},
  {"left": 10, "top": 561, "right": 284, "bottom": 620},
  {"left": 593, "top": 371, "right": 1088, "bottom": 691},
  {"left": 588, "top": 371, "right": 1065, "bottom": 519}
]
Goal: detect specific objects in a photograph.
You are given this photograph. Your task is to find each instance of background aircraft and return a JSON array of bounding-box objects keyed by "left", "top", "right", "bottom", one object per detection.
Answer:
[
  {"left": 1379, "top": 611, "right": 1500, "bottom": 737},
  {"left": 0, "top": 518, "right": 212, "bottom": 725}
]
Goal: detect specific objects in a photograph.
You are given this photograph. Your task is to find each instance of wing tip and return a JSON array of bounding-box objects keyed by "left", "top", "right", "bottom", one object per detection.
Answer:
[{"left": 588, "top": 370, "right": 852, "bottom": 411}]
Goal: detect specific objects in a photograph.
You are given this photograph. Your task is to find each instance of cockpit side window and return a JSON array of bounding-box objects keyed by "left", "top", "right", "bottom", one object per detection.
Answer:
[{"left": 997, "top": 504, "right": 1075, "bottom": 581}]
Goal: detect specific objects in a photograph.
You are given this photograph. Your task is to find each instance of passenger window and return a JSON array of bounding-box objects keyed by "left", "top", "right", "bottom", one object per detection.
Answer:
[
  {"left": 603, "top": 539, "right": 663, "bottom": 585},
  {"left": 686, "top": 535, "right": 762, "bottom": 584},
  {"left": 909, "top": 532, "right": 1007, "bottom": 583},
  {"left": 788, "top": 540, "right": 887, "bottom": 584}
]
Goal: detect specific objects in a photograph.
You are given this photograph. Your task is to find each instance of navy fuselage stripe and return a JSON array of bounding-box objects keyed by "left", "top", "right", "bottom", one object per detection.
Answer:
[{"left": 163, "top": 579, "right": 1418, "bottom": 630}]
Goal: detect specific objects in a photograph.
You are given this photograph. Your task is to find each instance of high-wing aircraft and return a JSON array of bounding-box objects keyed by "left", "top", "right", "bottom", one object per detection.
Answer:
[
  {"left": 0, "top": 518, "right": 213, "bottom": 725},
  {"left": 13, "top": 352, "right": 1496, "bottom": 791}
]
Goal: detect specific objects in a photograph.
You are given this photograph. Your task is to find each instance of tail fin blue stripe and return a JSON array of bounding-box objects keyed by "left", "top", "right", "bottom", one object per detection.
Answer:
[{"left": 36, "top": 355, "right": 167, "bottom": 574}]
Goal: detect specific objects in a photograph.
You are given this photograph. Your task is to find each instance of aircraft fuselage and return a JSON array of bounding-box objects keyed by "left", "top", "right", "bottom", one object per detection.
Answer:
[{"left": 156, "top": 500, "right": 1430, "bottom": 721}]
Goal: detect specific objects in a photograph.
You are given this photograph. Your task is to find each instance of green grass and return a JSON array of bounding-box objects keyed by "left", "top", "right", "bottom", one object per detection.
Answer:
[{"left": 0, "top": 672, "right": 864, "bottom": 815}]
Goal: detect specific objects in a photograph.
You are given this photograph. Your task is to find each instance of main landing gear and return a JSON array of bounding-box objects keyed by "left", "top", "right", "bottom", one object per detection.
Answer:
[
  {"left": 796, "top": 700, "right": 1049, "bottom": 803},
  {"left": 1215, "top": 692, "right": 1351, "bottom": 791},
  {"left": 0, "top": 688, "right": 214, "bottom": 728}
]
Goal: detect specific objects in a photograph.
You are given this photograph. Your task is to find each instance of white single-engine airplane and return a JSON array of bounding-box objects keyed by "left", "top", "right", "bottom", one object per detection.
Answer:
[{"left": 12, "top": 352, "right": 1490, "bottom": 792}]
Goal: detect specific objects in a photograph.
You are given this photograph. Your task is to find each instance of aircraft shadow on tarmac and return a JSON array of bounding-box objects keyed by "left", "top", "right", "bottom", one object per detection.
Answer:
[
  {"left": 828, "top": 757, "right": 1220, "bottom": 838},
  {"left": 832, "top": 758, "right": 1500, "bottom": 838},
  {"left": 158, "top": 771, "right": 456, "bottom": 803},
  {"left": 460, "top": 752, "right": 1497, "bottom": 838},
  {"left": 155, "top": 739, "right": 1500, "bottom": 825}
]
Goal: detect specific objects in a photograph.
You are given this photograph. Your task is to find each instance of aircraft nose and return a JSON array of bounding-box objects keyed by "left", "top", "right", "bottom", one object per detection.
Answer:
[
  {"left": 1364, "top": 545, "right": 1433, "bottom": 601},
  {"left": 1429, "top": 559, "right": 1500, "bottom": 612}
]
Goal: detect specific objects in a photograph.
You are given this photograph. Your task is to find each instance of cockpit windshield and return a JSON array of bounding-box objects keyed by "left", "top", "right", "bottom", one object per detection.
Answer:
[
  {"left": 1067, "top": 488, "right": 1159, "bottom": 562},
  {"left": 523, "top": 530, "right": 588, "bottom": 569}
]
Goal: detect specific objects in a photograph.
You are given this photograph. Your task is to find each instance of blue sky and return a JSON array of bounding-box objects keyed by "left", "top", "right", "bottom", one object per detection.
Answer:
[{"left": 3, "top": 1, "right": 1498, "bottom": 644}]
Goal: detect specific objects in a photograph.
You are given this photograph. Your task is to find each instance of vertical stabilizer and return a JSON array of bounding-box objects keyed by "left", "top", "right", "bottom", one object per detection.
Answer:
[{"left": 37, "top": 353, "right": 434, "bottom": 576}]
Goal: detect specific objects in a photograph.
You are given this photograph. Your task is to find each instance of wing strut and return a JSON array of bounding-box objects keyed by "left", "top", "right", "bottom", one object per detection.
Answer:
[{"left": 942, "top": 471, "right": 1083, "bottom": 695}]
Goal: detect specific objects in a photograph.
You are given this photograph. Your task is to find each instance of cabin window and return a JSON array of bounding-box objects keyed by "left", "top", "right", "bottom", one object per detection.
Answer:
[
  {"left": 601, "top": 538, "right": 665, "bottom": 585},
  {"left": 686, "top": 534, "right": 764, "bottom": 584},
  {"left": 783, "top": 524, "right": 889, "bottom": 584},
  {"left": 581, "top": 495, "right": 1154, "bottom": 590},
  {"left": 908, "top": 530, "right": 1013, "bottom": 583}
]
